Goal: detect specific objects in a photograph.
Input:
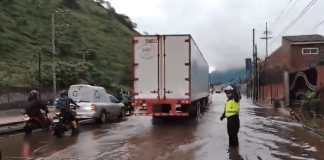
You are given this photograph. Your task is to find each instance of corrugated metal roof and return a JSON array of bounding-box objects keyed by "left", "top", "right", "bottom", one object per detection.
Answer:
[{"left": 283, "top": 34, "right": 324, "bottom": 42}]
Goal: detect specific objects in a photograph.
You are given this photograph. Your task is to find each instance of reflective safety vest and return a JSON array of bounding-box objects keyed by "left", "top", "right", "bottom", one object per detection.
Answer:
[{"left": 224, "top": 100, "right": 240, "bottom": 118}]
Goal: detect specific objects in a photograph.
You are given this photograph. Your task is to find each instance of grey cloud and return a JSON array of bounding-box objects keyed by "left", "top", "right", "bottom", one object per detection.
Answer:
[{"left": 110, "top": 0, "right": 324, "bottom": 71}]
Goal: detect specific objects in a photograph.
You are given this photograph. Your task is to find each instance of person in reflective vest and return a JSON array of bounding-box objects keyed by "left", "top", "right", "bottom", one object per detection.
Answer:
[{"left": 220, "top": 85, "right": 240, "bottom": 147}]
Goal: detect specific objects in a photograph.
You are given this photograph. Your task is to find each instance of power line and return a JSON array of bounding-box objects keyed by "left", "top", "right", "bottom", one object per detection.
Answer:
[
  {"left": 313, "top": 19, "right": 324, "bottom": 31},
  {"left": 271, "top": 0, "right": 319, "bottom": 45},
  {"left": 272, "top": 0, "right": 298, "bottom": 29}
]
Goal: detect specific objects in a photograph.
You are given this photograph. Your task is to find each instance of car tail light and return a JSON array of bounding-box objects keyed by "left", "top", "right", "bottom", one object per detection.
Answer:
[
  {"left": 181, "top": 100, "right": 190, "bottom": 104},
  {"left": 91, "top": 104, "right": 96, "bottom": 112}
]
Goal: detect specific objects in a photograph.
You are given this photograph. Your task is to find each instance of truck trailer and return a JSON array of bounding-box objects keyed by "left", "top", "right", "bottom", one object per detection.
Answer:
[{"left": 131, "top": 35, "right": 209, "bottom": 118}]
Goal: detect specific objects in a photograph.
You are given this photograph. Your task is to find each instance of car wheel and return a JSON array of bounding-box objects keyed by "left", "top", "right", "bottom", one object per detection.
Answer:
[
  {"left": 24, "top": 124, "right": 32, "bottom": 135},
  {"left": 97, "top": 111, "right": 108, "bottom": 124}
]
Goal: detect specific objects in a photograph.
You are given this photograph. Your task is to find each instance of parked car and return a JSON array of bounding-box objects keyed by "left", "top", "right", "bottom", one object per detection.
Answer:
[{"left": 68, "top": 84, "right": 126, "bottom": 123}]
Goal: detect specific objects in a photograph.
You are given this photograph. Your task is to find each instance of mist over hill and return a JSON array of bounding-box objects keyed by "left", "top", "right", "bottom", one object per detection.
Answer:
[{"left": 209, "top": 68, "right": 246, "bottom": 85}]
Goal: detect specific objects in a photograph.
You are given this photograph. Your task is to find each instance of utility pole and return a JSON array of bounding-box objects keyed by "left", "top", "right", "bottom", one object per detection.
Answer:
[
  {"left": 252, "top": 29, "right": 256, "bottom": 102},
  {"left": 52, "top": 13, "right": 57, "bottom": 98},
  {"left": 51, "top": 9, "right": 71, "bottom": 98},
  {"left": 37, "top": 1, "right": 42, "bottom": 99},
  {"left": 261, "top": 22, "right": 273, "bottom": 104},
  {"left": 261, "top": 22, "right": 272, "bottom": 58},
  {"left": 38, "top": 51, "right": 41, "bottom": 96}
]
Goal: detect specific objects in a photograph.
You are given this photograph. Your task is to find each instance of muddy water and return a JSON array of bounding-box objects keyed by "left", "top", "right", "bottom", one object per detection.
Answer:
[{"left": 0, "top": 94, "right": 324, "bottom": 160}]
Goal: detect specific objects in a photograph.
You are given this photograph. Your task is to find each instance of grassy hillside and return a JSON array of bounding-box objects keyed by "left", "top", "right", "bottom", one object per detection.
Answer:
[{"left": 0, "top": 0, "right": 136, "bottom": 91}]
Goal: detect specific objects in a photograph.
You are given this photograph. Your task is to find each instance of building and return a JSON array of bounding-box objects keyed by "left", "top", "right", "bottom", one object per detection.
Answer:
[{"left": 259, "top": 34, "right": 324, "bottom": 106}]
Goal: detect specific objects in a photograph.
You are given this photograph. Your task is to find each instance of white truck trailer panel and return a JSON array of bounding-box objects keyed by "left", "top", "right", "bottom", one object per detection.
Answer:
[
  {"left": 133, "top": 36, "right": 159, "bottom": 99},
  {"left": 164, "top": 36, "right": 190, "bottom": 99},
  {"left": 133, "top": 35, "right": 208, "bottom": 102},
  {"left": 190, "top": 39, "right": 209, "bottom": 101}
]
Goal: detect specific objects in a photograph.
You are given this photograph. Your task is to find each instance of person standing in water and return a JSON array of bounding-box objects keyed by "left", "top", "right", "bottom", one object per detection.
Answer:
[{"left": 220, "top": 85, "right": 241, "bottom": 147}]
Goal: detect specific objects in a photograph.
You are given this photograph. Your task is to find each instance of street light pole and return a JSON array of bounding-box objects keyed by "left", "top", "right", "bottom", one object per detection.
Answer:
[{"left": 52, "top": 13, "right": 57, "bottom": 98}]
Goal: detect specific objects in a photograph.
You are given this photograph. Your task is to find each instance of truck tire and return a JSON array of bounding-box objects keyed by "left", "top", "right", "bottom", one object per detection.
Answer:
[
  {"left": 188, "top": 102, "right": 201, "bottom": 120},
  {"left": 195, "top": 102, "right": 201, "bottom": 121},
  {"left": 201, "top": 98, "right": 208, "bottom": 112},
  {"left": 152, "top": 116, "right": 164, "bottom": 124}
]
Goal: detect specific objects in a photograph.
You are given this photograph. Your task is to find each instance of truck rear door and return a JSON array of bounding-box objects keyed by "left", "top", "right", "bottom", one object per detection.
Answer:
[
  {"left": 134, "top": 36, "right": 160, "bottom": 99},
  {"left": 163, "top": 35, "right": 190, "bottom": 99}
]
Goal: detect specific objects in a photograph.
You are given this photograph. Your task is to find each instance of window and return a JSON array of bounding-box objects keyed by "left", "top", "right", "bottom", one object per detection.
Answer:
[
  {"left": 109, "top": 96, "right": 120, "bottom": 103},
  {"left": 302, "top": 48, "right": 319, "bottom": 55},
  {"left": 94, "top": 90, "right": 100, "bottom": 102}
]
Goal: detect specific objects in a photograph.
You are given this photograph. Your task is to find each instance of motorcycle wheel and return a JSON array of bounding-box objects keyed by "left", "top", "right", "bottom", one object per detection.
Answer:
[
  {"left": 24, "top": 124, "right": 32, "bottom": 135},
  {"left": 71, "top": 127, "right": 79, "bottom": 136},
  {"left": 54, "top": 125, "right": 65, "bottom": 138}
]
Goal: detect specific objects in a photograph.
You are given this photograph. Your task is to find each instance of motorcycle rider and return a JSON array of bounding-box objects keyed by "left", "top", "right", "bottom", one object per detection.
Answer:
[
  {"left": 24, "top": 90, "right": 49, "bottom": 128},
  {"left": 55, "top": 90, "right": 79, "bottom": 134}
]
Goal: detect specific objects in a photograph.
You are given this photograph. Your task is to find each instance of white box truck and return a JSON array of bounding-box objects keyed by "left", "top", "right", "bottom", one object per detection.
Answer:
[{"left": 132, "top": 35, "right": 209, "bottom": 118}]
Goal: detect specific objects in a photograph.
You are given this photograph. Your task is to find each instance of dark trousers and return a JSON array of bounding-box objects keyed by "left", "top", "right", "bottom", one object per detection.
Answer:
[{"left": 227, "top": 114, "right": 240, "bottom": 147}]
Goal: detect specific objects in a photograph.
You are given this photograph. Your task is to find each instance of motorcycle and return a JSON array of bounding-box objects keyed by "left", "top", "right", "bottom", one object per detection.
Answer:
[
  {"left": 52, "top": 105, "right": 79, "bottom": 137},
  {"left": 23, "top": 111, "right": 50, "bottom": 135}
]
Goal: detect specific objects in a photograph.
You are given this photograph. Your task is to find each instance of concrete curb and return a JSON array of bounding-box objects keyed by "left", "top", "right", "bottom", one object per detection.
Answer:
[
  {"left": 0, "top": 122, "right": 24, "bottom": 135},
  {"left": 0, "top": 121, "right": 24, "bottom": 127}
]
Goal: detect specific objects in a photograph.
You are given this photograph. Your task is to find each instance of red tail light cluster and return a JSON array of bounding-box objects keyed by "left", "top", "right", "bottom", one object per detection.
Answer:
[
  {"left": 133, "top": 100, "right": 146, "bottom": 107},
  {"left": 91, "top": 104, "right": 96, "bottom": 112}
]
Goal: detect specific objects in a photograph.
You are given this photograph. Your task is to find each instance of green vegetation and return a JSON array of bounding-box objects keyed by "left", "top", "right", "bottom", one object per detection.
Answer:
[
  {"left": 0, "top": 0, "right": 137, "bottom": 91},
  {"left": 303, "top": 91, "right": 322, "bottom": 114}
]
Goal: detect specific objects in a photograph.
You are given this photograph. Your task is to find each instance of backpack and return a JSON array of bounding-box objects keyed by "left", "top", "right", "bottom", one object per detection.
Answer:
[{"left": 55, "top": 97, "right": 69, "bottom": 109}]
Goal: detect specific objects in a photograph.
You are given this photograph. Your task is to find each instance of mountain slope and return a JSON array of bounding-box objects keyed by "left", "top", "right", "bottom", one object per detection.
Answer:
[
  {"left": 0, "top": 0, "right": 137, "bottom": 90},
  {"left": 209, "top": 68, "right": 246, "bottom": 85}
]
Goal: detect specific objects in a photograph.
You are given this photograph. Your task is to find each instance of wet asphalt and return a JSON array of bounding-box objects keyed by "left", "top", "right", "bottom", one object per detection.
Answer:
[{"left": 0, "top": 94, "right": 324, "bottom": 160}]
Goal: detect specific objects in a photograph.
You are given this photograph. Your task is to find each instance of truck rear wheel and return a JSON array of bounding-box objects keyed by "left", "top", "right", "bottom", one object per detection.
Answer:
[
  {"left": 152, "top": 116, "right": 164, "bottom": 124},
  {"left": 188, "top": 102, "right": 201, "bottom": 120},
  {"left": 195, "top": 102, "right": 201, "bottom": 121}
]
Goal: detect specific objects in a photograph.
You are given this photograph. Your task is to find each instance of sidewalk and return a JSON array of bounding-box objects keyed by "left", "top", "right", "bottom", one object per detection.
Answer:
[
  {"left": 0, "top": 109, "right": 25, "bottom": 135},
  {"left": 0, "top": 109, "right": 24, "bottom": 126},
  {"left": 0, "top": 107, "right": 56, "bottom": 135}
]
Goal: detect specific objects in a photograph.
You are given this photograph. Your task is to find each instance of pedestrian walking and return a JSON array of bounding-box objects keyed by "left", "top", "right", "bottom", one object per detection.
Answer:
[{"left": 220, "top": 85, "right": 240, "bottom": 147}]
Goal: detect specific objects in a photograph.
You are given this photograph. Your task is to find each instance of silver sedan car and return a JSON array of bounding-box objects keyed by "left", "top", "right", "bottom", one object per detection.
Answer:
[{"left": 68, "top": 84, "right": 126, "bottom": 123}]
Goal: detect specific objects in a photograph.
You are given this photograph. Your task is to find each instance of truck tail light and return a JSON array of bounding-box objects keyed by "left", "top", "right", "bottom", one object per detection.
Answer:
[{"left": 91, "top": 104, "right": 96, "bottom": 112}]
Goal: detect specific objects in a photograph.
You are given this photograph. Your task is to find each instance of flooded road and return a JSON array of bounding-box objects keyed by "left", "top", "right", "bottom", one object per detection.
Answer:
[{"left": 1, "top": 94, "right": 324, "bottom": 160}]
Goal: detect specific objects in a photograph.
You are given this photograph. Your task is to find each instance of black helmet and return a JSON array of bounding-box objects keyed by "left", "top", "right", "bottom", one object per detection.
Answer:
[
  {"left": 28, "top": 90, "right": 39, "bottom": 101},
  {"left": 60, "top": 90, "right": 68, "bottom": 97}
]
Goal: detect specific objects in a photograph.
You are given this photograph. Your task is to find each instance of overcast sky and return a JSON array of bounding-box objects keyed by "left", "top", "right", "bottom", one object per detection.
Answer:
[{"left": 108, "top": 0, "right": 324, "bottom": 71}]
